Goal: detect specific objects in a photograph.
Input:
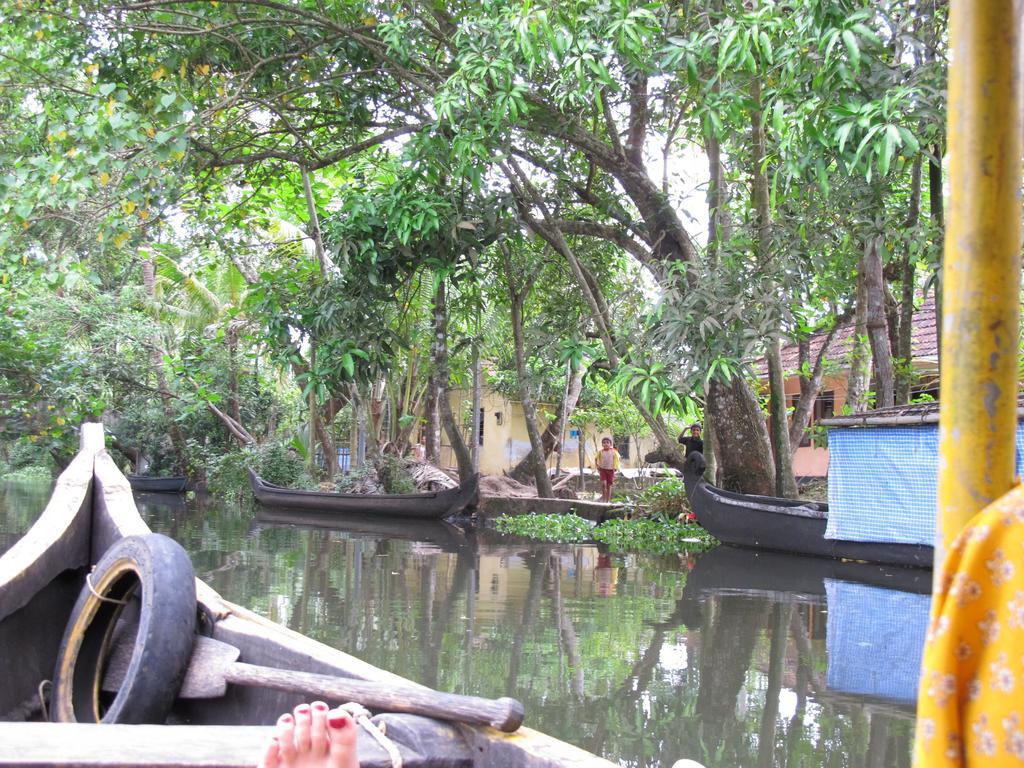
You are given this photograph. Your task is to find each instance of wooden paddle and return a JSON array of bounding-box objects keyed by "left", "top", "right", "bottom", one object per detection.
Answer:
[{"left": 103, "top": 635, "right": 524, "bottom": 732}]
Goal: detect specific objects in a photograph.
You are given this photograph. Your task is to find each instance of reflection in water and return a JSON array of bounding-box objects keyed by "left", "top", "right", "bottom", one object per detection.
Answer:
[{"left": 2, "top": 483, "right": 921, "bottom": 767}]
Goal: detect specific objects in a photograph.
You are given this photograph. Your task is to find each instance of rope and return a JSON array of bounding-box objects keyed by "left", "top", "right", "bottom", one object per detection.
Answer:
[
  {"left": 340, "top": 702, "right": 403, "bottom": 768},
  {"left": 85, "top": 568, "right": 130, "bottom": 605},
  {"left": 38, "top": 679, "right": 51, "bottom": 722}
]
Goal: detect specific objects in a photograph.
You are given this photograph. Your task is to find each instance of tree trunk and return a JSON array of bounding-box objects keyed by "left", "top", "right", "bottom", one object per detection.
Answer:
[
  {"left": 846, "top": 268, "right": 874, "bottom": 413},
  {"left": 508, "top": 362, "right": 584, "bottom": 484},
  {"left": 301, "top": 165, "right": 328, "bottom": 274},
  {"left": 752, "top": 76, "right": 794, "bottom": 497},
  {"left": 503, "top": 249, "right": 553, "bottom": 497},
  {"left": 424, "top": 377, "right": 440, "bottom": 463},
  {"left": 706, "top": 375, "right": 775, "bottom": 495},
  {"left": 766, "top": 337, "right": 798, "bottom": 498},
  {"left": 310, "top": 344, "right": 335, "bottom": 479},
  {"left": 432, "top": 279, "right": 474, "bottom": 482},
  {"left": 354, "top": 395, "right": 366, "bottom": 469},
  {"left": 503, "top": 160, "right": 680, "bottom": 458},
  {"left": 227, "top": 325, "right": 242, "bottom": 427},
  {"left": 142, "top": 258, "right": 189, "bottom": 474},
  {"left": 471, "top": 343, "right": 481, "bottom": 473},
  {"left": 862, "top": 234, "right": 895, "bottom": 408},
  {"left": 788, "top": 323, "right": 842, "bottom": 453},
  {"left": 703, "top": 417, "right": 719, "bottom": 485},
  {"left": 895, "top": 155, "right": 922, "bottom": 405}
]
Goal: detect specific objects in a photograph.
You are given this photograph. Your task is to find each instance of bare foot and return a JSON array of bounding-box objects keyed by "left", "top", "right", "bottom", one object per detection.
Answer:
[{"left": 259, "top": 701, "right": 359, "bottom": 768}]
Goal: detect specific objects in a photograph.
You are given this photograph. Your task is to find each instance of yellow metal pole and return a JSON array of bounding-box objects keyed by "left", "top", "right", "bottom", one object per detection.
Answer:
[{"left": 938, "top": 0, "right": 1023, "bottom": 569}]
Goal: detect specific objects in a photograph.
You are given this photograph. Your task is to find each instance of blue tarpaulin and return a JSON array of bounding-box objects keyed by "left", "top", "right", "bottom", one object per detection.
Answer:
[
  {"left": 825, "top": 580, "right": 929, "bottom": 704},
  {"left": 826, "top": 422, "right": 1024, "bottom": 545},
  {"left": 826, "top": 426, "right": 937, "bottom": 544}
]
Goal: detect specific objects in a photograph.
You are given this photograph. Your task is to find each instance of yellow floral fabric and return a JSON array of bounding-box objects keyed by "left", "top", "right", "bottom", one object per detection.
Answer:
[{"left": 915, "top": 484, "right": 1024, "bottom": 766}]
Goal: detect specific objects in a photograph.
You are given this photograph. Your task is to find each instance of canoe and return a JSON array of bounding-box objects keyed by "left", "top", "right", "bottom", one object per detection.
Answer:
[
  {"left": 0, "top": 424, "right": 614, "bottom": 767},
  {"left": 127, "top": 475, "right": 188, "bottom": 493},
  {"left": 682, "top": 452, "right": 933, "bottom": 569},
  {"left": 248, "top": 469, "right": 479, "bottom": 519}
]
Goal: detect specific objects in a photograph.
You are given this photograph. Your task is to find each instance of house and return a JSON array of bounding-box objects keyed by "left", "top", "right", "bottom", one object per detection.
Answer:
[
  {"left": 773, "top": 295, "right": 939, "bottom": 478},
  {"left": 439, "top": 388, "right": 659, "bottom": 477}
]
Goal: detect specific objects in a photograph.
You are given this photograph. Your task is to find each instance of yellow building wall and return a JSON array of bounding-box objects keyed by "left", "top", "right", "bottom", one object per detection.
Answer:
[{"left": 442, "top": 389, "right": 660, "bottom": 475}]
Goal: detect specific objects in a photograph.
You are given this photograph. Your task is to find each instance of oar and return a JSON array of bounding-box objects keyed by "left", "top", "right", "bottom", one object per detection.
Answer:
[{"left": 103, "top": 635, "right": 524, "bottom": 732}]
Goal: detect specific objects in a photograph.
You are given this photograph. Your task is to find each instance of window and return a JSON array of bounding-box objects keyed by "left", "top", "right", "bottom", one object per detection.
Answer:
[
  {"left": 463, "top": 408, "right": 485, "bottom": 446},
  {"left": 614, "top": 435, "right": 630, "bottom": 460}
]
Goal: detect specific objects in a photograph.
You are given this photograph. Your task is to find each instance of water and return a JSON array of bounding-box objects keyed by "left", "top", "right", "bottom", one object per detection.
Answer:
[{"left": 2, "top": 480, "right": 923, "bottom": 767}]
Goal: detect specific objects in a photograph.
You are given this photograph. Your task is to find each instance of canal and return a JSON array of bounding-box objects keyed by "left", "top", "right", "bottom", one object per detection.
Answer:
[{"left": 1, "top": 478, "right": 924, "bottom": 767}]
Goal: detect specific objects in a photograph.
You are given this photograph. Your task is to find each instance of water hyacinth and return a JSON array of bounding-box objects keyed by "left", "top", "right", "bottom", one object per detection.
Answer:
[
  {"left": 494, "top": 513, "right": 592, "bottom": 542},
  {"left": 494, "top": 513, "right": 717, "bottom": 555}
]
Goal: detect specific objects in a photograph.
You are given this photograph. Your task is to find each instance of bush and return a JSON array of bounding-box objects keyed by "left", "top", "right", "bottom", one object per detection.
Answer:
[
  {"left": 375, "top": 454, "right": 416, "bottom": 494},
  {"left": 0, "top": 465, "right": 53, "bottom": 482},
  {"left": 206, "top": 441, "right": 315, "bottom": 499},
  {"left": 634, "top": 477, "right": 691, "bottom": 523},
  {"left": 5, "top": 439, "right": 56, "bottom": 474}
]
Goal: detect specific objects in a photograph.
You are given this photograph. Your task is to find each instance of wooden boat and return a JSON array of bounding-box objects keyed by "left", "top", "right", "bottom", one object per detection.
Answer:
[
  {"left": 248, "top": 469, "right": 479, "bottom": 519},
  {"left": 682, "top": 452, "right": 933, "bottom": 569},
  {"left": 0, "top": 424, "right": 614, "bottom": 767},
  {"left": 127, "top": 475, "right": 188, "bottom": 493}
]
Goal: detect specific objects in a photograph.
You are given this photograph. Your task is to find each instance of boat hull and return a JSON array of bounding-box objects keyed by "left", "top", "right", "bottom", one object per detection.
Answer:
[
  {"left": 683, "top": 452, "right": 933, "bottom": 569},
  {"left": 248, "top": 469, "right": 478, "bottom": 519},
  {"left": 128, "top": 475, "right": 188, "bottom": 493},
  {"left": 0, "top": 426, "right": 613, "bottom": 766}
]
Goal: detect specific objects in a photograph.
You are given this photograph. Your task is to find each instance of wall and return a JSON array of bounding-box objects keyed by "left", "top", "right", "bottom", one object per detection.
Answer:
[
  {"left": 785, "top": 373, "right": 848, "bottom": 478},
  {"left": 440, "top": 388, "right": 659, "bottom": 475}
]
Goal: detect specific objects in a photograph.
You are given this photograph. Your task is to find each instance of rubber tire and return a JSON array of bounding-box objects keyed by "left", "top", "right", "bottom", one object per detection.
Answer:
[{"left": 51, "top": 533, "right": 197, "bottom": 724}]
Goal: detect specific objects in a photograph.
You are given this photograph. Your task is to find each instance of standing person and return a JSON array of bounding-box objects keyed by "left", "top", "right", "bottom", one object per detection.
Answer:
[
  {"left": 678, "top": 423, "right": 704, "bottom": 457},
  {"left": 594, "top": 436, "right": 621, "bottom": 502}
]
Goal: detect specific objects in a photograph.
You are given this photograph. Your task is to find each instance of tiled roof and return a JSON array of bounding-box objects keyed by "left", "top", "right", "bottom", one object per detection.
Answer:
[{"left": 776, "top": 293, "right": 938, "bottom": 374}]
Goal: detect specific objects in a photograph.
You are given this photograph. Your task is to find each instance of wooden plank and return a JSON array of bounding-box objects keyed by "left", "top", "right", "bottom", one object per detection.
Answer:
[
  {"left": 0, "top": 723, "right": 275, "bottom": 767},
  {"left": 476, "top": 496, "right": 628, "bottom": 522},
  {"left": 0, "top": 722, "right": 434, "bottom": 768}
]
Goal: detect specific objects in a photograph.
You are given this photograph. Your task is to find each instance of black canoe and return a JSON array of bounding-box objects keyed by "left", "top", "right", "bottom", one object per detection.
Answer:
[
  {"left": 683, "top": 452, "right": 933, "bottom": 569},
  {"left": 127, "top": 474, "right": 188, "bottom": 493},
  {"left": 0, "top": 424, "right": 614, "bottom": 767},
  {"left": 248, "top": 469, "right": 479, "bottom": 519}
]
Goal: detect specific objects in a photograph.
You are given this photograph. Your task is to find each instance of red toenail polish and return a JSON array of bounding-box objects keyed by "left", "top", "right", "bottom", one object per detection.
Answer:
[
  {"left": 313, "top": 702, "right": 328, "bottom": 711},
  {"left": 296, "top": 705, "right": 310, "bottom": 713},
  {"left": 280, "top": 714, "right": 293, "bottom": 724},
  {"left": 328, "top": 714, "right": 348, "bottom": 729}
]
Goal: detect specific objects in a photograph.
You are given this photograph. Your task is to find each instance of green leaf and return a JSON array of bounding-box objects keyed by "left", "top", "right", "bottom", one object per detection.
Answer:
[
  {"left": 842, "top": 29, "right": 861, "bottom": 71},
  {"left": 835, "top": 121, "right": 854, "bottom": 153}
]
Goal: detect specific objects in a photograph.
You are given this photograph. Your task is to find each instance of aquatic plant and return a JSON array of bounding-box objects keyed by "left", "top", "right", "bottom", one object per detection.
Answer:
[
  {"left": 494, "top": 512, "right": 718, "bottom": 555},
  {"left": 594, "top": 518, "right": 716, "bottom": 556},
  {"left": 493, "top": 513, "right": 592, "bottom": 542},
  {"left": 633, "top": 477, "right": 691, "bottom": 523}
]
